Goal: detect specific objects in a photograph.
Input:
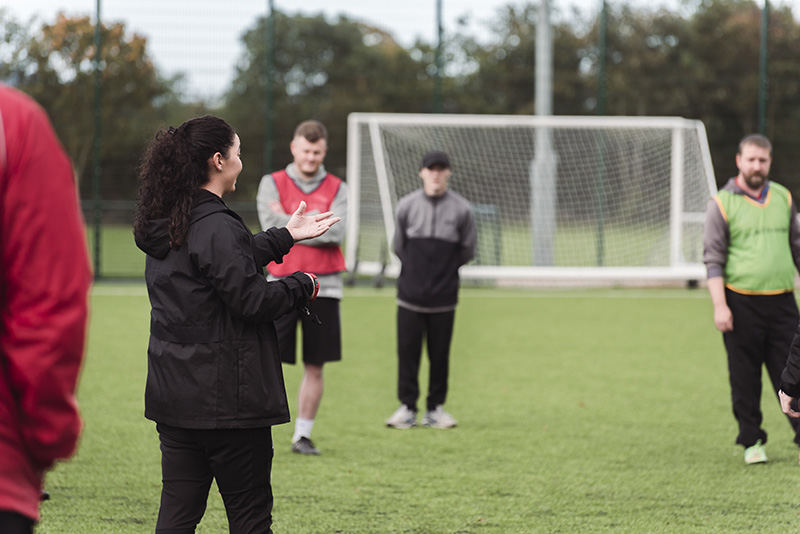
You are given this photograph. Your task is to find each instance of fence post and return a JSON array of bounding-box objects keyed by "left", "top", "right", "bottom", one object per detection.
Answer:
[
  {"left": 264, "top": 0, "right": 275, "bottom": 174},
  {"left": 758, "top": 0, "right": 768, "bottom": 135},
  {"left": 92, "top": 0, "right": 103, "bottom": 278}
]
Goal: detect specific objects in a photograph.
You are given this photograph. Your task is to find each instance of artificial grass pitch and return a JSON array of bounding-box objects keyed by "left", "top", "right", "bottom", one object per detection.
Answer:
[{"left": 36, "top": 284, "right": 800, "bottom": 533}]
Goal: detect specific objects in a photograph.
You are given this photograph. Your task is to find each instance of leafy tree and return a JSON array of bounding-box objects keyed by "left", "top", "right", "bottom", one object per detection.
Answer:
[
  {"left": 0, "top": 9, "right": 35, "bottom": 87},
  {"left": 452, "top": 4, "right": 589, "bottom": 115},
  {"left": 1, "top": 12, "right": 174, "bottom": 199},
  {"left": 764, "top": 5, "right": 800, "bottom": 188},
  {"left": 589, "top": 0, "right": 800, "bottom": 189},
  {"left": 687, "top": 0, "right": 800, "bottom": 187},
  {"left": 578, "top": 4, "right": 693, "bottom": 116},
  {"left": 224, "top": 11, "right": 436, "bottom": 198},
  {"left": 5, "top": 1, "right": 800, "bottom": 205}
]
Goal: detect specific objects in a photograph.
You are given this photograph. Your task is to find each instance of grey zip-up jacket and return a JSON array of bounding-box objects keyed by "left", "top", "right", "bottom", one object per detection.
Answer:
[{"left": 393, "top": 189, "right": 476, "bottom": 312}]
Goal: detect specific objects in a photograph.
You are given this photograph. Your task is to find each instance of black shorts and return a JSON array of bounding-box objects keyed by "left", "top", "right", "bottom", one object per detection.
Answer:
[{"left": 273, "top": 297, "right": 342, "bottom": 365}]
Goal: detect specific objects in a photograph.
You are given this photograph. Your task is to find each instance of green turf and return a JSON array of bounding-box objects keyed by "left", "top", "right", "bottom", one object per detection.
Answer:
[
  {"left": 88, "top": 219, "right": 705, "bottom": 279},
  {"left": 355, "top": 220, "right": 704, "bottom": 270},
  {"left": 84, "top": 225, "right": 144, "bottom": 278},
  {"left": 36, "top": 285, "right": 800, "bottom": 533}
]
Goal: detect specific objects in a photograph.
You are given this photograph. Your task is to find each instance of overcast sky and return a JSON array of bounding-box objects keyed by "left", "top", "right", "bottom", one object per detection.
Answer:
[
  {"left": 4, "top": 0, "right": 796, "bottom": 99},
  {"left": 5, "top": 0, "right": 652, "bottom": 45}
]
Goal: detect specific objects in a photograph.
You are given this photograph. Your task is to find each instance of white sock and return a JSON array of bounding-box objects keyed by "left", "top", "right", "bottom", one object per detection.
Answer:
[{"left": 292, "top": 418, "right": 314, "bottom": 443}]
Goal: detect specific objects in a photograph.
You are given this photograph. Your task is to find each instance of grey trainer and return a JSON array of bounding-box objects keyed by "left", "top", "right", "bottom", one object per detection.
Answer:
[
  {"left": 422, "top": 405, "right": 457, "bottom": 429},
  {"left": 291, "top": 436, "right": 320, "bottom": 455},
  {"left": 385, "top": 405, "right": 417, "bottom": 429}
]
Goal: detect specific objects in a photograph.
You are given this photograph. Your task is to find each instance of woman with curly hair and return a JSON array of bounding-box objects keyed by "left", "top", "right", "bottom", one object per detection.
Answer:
[{"left": 133, "top": 115, "right": 339, "bottom": 533}]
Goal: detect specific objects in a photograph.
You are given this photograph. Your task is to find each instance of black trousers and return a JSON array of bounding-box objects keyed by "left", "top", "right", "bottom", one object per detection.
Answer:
[
  {"left": 723, "top": 290, "right": 800, "bottom": 448},
  {"left": 396, "top": 307, "right": 455, "bottom": 412},
  {"left": 274, "top": 297, "right": 342, "bottom": 365},
  {"left": 0, "top": 511, "right": 34, "bottom": 534},
  {"left": 155, "top": 424, "right": 274, "bottom": 534}
]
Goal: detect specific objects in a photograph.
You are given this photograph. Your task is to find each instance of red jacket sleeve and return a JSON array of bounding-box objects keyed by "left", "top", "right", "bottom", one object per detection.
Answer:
[{"left": 0, "top": 85, "right": 92, "bottom": 469}]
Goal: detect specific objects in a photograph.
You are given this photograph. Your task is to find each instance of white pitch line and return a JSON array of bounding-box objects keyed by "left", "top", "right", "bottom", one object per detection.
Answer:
[{"left": 89, "top": 284, "right": 716, "bottom": 300}]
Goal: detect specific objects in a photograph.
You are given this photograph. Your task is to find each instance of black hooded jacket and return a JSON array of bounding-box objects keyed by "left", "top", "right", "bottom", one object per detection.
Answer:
[{"left": 135, "top": 189, "right": 314, "bottom": 429}]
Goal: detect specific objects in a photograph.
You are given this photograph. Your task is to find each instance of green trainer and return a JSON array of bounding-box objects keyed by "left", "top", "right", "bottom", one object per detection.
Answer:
[{"left": 744, "top": 440, "right": 767, "bottom": 465}]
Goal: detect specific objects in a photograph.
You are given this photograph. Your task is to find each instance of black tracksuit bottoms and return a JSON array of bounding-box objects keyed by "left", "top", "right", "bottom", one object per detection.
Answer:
[
  {"left": 723, "top": 289, "right": 800, "bottom": 448},
  {"left": 397, "top": 306, "right": 455, "bottom": 413},
  {"left": 155, "top": 424, "right": 274, "bottom": 534},
  {"left": 0, "top": 512, "right": 33, "bottom": 534}
]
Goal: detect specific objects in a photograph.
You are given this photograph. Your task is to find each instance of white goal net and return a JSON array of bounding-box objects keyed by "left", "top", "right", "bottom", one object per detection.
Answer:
[{"left": 345, "top": 113, "right": 717, "bottom": 283}]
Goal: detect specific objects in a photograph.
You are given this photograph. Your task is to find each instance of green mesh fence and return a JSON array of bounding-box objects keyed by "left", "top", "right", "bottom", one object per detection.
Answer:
[
  {"left": 6, "top": 0, "right": 799, "bottom": 279},
  {"left": 82, "top": 0, "right": 270, "bottom": 278}
]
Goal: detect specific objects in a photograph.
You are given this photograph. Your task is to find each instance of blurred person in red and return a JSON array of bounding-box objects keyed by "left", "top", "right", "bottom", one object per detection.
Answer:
[{"left": 0, "top": 85, "right": 92, "bottom": 532}]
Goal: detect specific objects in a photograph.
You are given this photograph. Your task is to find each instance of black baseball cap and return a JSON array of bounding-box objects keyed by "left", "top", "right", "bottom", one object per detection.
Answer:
[{"left": 421, "top": 150, "right": 451, "bottom": 169}]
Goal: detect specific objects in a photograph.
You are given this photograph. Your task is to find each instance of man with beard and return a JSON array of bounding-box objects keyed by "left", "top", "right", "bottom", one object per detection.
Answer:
[{"left": 704, "top": 134, "right": 800, "bottom": 464}]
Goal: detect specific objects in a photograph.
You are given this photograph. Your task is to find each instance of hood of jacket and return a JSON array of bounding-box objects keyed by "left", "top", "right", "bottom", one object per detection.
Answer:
[{"left": 135, "top": 189, "right": 228, "bottom": 260}]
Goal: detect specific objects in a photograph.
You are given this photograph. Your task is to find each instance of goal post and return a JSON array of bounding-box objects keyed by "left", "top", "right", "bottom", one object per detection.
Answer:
[{"left": 345, "top": 113, "right": 717, "bottom": 283}]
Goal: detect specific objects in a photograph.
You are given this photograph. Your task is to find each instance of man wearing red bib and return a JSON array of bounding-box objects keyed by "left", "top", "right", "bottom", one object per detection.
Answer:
[{"left": 257, "top": 120, "right": 347, "bottom": 455}]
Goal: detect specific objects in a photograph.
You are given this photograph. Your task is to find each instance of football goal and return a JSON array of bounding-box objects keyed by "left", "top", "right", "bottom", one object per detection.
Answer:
[{"left": 345, "top": 113, "right": 717, "bottom": 284}]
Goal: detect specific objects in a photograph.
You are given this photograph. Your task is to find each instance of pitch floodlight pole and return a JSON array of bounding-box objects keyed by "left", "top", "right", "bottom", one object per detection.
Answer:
[
  {"left": 434, "top": 0, "right": 443, "bottom": 113},
  {"left": 531, "top": 0, "right": 555, "bottom": 267},
  {"left": 534, "top": 0, "right": 552, "bottom": 126}
]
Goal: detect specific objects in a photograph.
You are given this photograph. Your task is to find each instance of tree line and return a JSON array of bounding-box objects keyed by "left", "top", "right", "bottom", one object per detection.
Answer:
[{"left": 1, "top": 0, "right": 799, "bottom": 203}]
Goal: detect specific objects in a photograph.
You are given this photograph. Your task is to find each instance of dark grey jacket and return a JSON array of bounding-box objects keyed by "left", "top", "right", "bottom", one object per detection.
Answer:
[
  {"left": 135, "top": 190, "right": 313, "bottom": 429},
  {"left": 393, "top": 189, "right": 476, "bottom": 312}
]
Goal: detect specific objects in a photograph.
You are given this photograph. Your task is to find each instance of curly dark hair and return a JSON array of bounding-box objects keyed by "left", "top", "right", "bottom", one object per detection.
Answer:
[{"left": 133, "top": 116, "right": 236, "bottom": 250}]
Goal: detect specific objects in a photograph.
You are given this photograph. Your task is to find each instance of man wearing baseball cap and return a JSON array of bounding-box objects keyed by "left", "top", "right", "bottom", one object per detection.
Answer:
[
  {"left": 421, "top": 150, "right": 450, "bottom": 169},
  {"left": 385, "top": 150, "right": 476, "bottom": 430}
]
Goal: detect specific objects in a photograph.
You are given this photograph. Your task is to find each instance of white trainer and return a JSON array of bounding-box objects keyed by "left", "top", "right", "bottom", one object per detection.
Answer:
[
  {"left": 385, "top": 405, "right": 417, "bottom": 429},
  {"left": 422, "top": 405, "right": 457, "bottom": 429}
]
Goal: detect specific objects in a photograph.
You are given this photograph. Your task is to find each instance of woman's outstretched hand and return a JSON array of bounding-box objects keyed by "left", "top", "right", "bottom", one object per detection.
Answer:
[{"left": 286, "top": 201, "right": 341, "bottom": 242}]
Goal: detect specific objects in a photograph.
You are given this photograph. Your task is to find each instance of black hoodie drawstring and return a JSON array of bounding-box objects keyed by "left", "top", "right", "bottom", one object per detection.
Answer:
[{"left": 301, "top": 307, "right": 322, "bottom": 325}]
